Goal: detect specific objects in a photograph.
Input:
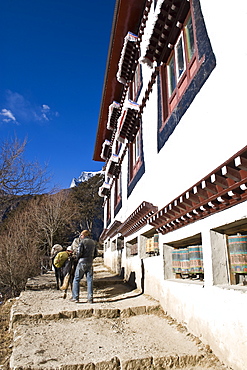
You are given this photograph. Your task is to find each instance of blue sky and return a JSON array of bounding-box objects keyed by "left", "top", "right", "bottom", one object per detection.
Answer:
[{"left": 0, "top": 0, "right": 116, "bottom": 190}]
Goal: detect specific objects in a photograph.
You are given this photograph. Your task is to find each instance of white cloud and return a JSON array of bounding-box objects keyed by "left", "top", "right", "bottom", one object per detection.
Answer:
[
  {"left": 41, "top": 113, "right": 49, "bottom": 121},
  {"left": 0, "top": 90, "right": 59, "bottom": 124},
  {"left": 0, "top": 108, "right": 17, "bottom": 123}
]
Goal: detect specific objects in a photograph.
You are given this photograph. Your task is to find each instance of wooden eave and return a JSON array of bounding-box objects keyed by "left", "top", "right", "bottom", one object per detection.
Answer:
[
  {"left": 100, "top": 228, "right": 108, "bottom": 242},
  {"left": 144, "top": 0, "right": 190, "bottom": 65},
  {"left": 107, "top": 162, "right": 121, "bottom": 178},
  {"left": 118, "top": 201, "right": 158, "bottom": 237},
  {"left": 107, "top": 105, "right": 121, "bottom": 131},
  {"left": 149, "top": 146, "right": 247, "bottom": 234},
  {"left": 106, "top": 155, "right": 121, "bottom": 178},
  {"left": 118, "top": 108, "right": 140, "bottom": 143},
  {"left": 105, "top": 220, "right": 122, "bottom": 239},
  {"left": 93, "top": 0, "right": 147, "bottom": 162},
  {"left": 117, "top": 34, "right": 139, "bottom": 84},
  {"left": 98, "top": 182, "right": 111, "bottom": 197},
  {"left": 100, "top": 140, "right": 112, "bottom": 161}
]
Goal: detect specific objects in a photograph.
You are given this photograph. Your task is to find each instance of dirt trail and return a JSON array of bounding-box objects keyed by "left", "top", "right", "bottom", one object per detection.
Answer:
[{"left": 6, "top": 259, "right": 231, "bottom": 369}]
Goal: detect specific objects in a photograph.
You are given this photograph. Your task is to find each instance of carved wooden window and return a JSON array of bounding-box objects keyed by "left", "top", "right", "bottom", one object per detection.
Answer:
[
  {"left": 106, "top": 196, "right": 111, "bottom": 225},
  {"left": 160, "top": 12, "right": 199, "bottom": 126},
  {"left": 129, "top": 130, "right": 141, "bottom": 181},
  {"left": 129, "top": 63, "right": 142, "bottom": 102},
  {"left": 114, "top": 173, "right": 122, "bottom": 208}
]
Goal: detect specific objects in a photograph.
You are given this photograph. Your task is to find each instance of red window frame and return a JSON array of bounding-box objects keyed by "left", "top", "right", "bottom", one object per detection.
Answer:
[
  {"left": 129, "top": 62, "right": 142, "bottom": 102},
  {"left": 114, "top": 173, "right": 122, "bottom": 208},
  {"left": 129, "top": 130, "right": 142, "bottom": 182},
  {"left": 159, "top": 11, "right": 202, "bottom": 130},
  {"left": 106, "top": 196, "right": 111, "bottom": 224}
]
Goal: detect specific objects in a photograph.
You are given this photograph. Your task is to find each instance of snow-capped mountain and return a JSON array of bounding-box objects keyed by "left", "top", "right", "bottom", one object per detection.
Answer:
[{"left": 70, "top": 170, "right": 103, "bottom": 188}]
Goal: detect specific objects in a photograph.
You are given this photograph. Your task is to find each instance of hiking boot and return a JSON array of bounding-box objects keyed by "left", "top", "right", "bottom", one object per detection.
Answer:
[{"left": 70, "top": 298, "right": 79, "bottom": 303}]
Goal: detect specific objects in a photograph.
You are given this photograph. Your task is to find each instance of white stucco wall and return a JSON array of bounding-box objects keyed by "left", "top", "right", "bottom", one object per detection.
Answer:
[
  {"left": 103, "top": 1, "right": 247, "bottom": 369},
  {"left": 145, "top": 203, "right": 247, "bottom": 370},
  {"left": 118, "top": 0, "right": 247, "bottom": 212}
]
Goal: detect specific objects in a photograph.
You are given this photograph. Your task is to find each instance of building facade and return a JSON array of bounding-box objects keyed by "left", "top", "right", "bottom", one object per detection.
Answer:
[{"left": 93, "top": 1, "right": 247, "bottom": 369}]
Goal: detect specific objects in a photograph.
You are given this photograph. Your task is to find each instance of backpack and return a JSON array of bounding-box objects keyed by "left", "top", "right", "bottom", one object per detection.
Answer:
[
  {"left": 53, "top": 251, "right": 69, "bottom": 268},
  {"left": 51, "top": 244, "right": 63, "bottom": 258}
]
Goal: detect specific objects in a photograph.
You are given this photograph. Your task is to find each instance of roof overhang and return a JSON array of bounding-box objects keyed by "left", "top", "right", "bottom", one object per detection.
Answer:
[
  {"left": 98, "top": 181, "right": 111, "bottom": 197},
  {"left": 105, "top": 153, "right": 120, "bottom": 178},
  {"left": 116, "top": 100, "right": 140, "bottom": 143},
  {"left": 118, "top": 201, "right": 158, "bottom": 237},
  {"left": 100, "top": 139, "right": 112, "bottom": 161},
  {"left": 149, "top": 146, "right": 247, "bottom": 234},
  {"left": 141, "top": 0, "right": 190, "bottom": 67},
  {"left": 93, "top": 0, "right": 147, "bottom": 162}
]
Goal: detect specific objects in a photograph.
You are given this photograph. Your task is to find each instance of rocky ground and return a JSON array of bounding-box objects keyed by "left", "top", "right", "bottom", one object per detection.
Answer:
[
  {"left": 0, "top": 298, "right": 14, "bottom": 369},
  {"left": 1, "top": 259, "right": 232, "bottom": 370}
]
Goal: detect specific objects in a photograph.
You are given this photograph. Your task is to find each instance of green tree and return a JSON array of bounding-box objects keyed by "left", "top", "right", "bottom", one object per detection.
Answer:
[{"left": 71, "top": 173, "right": 104, "bottom": 238}]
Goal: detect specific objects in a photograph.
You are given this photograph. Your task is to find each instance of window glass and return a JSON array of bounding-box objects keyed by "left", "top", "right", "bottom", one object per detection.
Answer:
[
  {"left": 117, "top": 173, "right": 122, "bottom": 197},
  {"left": 107, "top": 196, "right": 111, "bottom": 223},
  {"left": 129, "top": 63, "right": 142, "bottom": 101},
  {"left": 129, "top": 129, "right": 142, "bottom": 182},
  {"left": 184, "top": 15, "right": 195, "bottom": 62},
  {"left": 134, "top": 131, "right": 140, "bottom": 161},
  {"left": 176, "top": 35, "right": 185, "bottom": 79},
  {"left": 114, "top": 173, "right": 122, "bottom": 207},
  {"left": 167, "top": 55, "right": 176, "bottom": 97}
]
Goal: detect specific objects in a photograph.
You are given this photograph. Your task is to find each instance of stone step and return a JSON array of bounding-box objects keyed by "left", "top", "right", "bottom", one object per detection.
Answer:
[
  {"left": 10, "top": 302, "right": 161, "bottom": 326},
  {"left": 10, "top": 312, "right": 224, "bottom": 370},
  {"left": 25, "top": 269, "right": 124, "bottom": 290},
  {"left": 9, "top": 263, "right": 228, "bottom": 370},
  {"left": 11, "top": 282, "right": 161, "bottom": 325}
]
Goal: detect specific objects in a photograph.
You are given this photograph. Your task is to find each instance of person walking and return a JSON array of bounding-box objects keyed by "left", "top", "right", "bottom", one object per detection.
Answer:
[
  {"left": 71, "top": 231, "right": 84, "bottom": 255},
  {"left": 71, "top": 230, "right": 97, "bottom": 303}
]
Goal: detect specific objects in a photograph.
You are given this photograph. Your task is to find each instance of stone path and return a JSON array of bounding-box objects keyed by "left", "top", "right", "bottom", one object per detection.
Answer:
[{"left": 9, "top": 259, "right": 231, "bottom": 369}]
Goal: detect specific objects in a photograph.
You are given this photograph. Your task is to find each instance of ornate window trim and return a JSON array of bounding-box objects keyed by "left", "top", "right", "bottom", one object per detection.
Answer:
[{"left": 157, "top": 0, "right": 216, "bottom": 151}]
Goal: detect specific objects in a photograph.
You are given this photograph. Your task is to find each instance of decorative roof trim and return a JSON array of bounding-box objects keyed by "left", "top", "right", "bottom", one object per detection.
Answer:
[
  {"left": 118, "top": 201, "right": 158, "bottom": 237},
  {"left": 140, "top": 0, "right": 190, "bottom": 68},
  {"left": 94, "top": 0, "right": 152, "bottom": 161},
  {"left": 140, "top": 67, "right": 159, "bottom": 114},
  {"left": 99, "top": 228, "right": 108, "bottom": 242},
  {"left": 105, "top": 153, "right": 121, "bottom": 178},
  {"left": 98, "top": 181, "right": 111, "bottom": 198},
  {"left": 116, "top": 100, "right": 140, "bottom": 143},
  {"left": 117, "top": 32, "right": 139, "bottom": 85},
  {"left": 101, "top": 220, "right": 122, "bottom": 241},
  {"left": 100, "top": 139, "right": 112, "bottom": 161},
  {"left": 149, "top": 146, "right": 247, "bottom": 234},
  {"left": 107, "top": 101, "right": 121, "bottom": 131}
]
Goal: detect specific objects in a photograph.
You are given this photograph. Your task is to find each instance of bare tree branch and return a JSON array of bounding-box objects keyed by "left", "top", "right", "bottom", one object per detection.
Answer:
[{"left": 0, "top": 137, "right": 50, "bottom": 196}]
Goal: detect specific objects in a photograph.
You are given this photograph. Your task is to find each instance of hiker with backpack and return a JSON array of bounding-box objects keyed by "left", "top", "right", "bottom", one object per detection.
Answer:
[
  {"left": 70, "top": 230, "right": 98, "bottom": 304},
  {"left": 53, "top": 247, "right": 73, "bottom": 269},
  {"left": 51, "top": 245, "right": 73, "bottom": 290},
  {"left": 71, "top": 230, "right": 85, "bottom": 255}
]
